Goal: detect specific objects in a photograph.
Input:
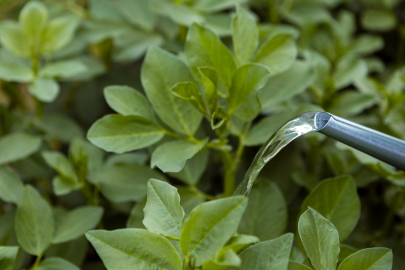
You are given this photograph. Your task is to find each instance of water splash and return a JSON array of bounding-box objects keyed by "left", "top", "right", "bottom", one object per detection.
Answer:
[{"left": 234, "top": 112, "right": 330, "bottom": 196}]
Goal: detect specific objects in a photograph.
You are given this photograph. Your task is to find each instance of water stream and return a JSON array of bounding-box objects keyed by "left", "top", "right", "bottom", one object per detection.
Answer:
[{"left": 233, "top": 112, "right": 330, "bottom": 196}]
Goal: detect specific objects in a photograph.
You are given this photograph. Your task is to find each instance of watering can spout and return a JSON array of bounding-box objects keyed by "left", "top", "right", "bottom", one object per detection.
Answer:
[{"left": 314, "top": 112, "right": 405, "bottom": 171}]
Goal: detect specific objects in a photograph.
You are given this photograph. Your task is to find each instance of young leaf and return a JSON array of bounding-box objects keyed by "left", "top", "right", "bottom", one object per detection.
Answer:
[
  {"left": 238, "top": 181, "right": 287, "bottom": 241},
  {"left": 0, "top": 133, "right": 41, "bottom": 165},
  {"left": 329, "top": 92, "right": 375, "bottom": 117},
  {"left": 198, "top": 67, "right": 218, "bottom": 113},
  {"left": 185, "top": 23, "right": 236, "bottom": 89},
  {"left": 42, "top": 151, "right": 78, "bottom": 183},
  {"left": 232, "top": 5, "right": 259, "bottom": 65},
  {"left": 28, "top": 77, "right": 60, "bottom": 103},
  {"left": 169, "top": 150, "right": 209, "bottom": 185},
  {"left": 15, "top": 186, "right": 54, "bottom": 256},
  {"left": 87, "top": 114, "right": 165, "bottom": 154},
  {"left": 20, "top": 1, "right": 48, "bottom": 46},
  {"left": 86, "top": 229, "right": 182, "bottom": 270},
  {"left": 333, "top": 57, "right": 367, "bottom": 90},
  {"left": 235, "top": 233, "right": 293, "bottom": 270},
  {"left": 202, "top": 249, "right": 241, "bottom": 270},
  {"left": 338, "top": 248, "right": 392, "bottom": 270},
  {"left": 36, "top": 257, "right": 79, "bottom": 270},
  {"left": 227, "top": 63, "right": 270, "bottom": 113},
  {"left": 0, "top": 166, "right": 24, "bottom": 204},
  {"left": 299, "top": 176, "right": 360, "bottom": 242},
  {"left": 143, "top": 179, "right": 185, "bottom": 239},
  {"left": 0, "top": 22, "right": 30, "bottom": 58},
  {"left": 298, "top": 208, "right": 340, "bottom": 270},
  {"left": 224, "top": 235, "right": 259, "bottom": 253},
  {"left": 171, "top": 81, "right": 208, "bottom": 115},
  {"left": 180, "top": 196, "right": 247, "bottom": 266},
  {"left": 0, "top": 58, "right": 33, "bottom": 82},
  {"left": 253, "top": 33, "right": 297, "bottom": 76},
  {"left": 151, "top": 139, "right": 208, "bottom": 173},
  {"left": 69, "top": 137, "right": 104, "bottom": 175},
  {"left": 53, "top": 206, "right": 104, "bottom": 244},
  {"left": 141, "top": 46, "right": 202, "bottom": 136},
  {"left": 0, "top": 246, "right": 19, "bottom": 270},
  {"left": 104, "top": 85, "right": 154, "bottom": 120},
  {"left": 38, "top": 59, "right": 87, "bottom": 79},
  {"left": 288, "top": 261, "right": 313, "bottom": 270}
]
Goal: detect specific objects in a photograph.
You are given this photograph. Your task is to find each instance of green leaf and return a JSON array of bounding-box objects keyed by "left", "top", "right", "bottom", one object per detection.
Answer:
[
  {"left": 238, "top": 181, "right": 287, "bottom": 241},
  {"left": 169, "top": 150, "right": 209, "bottom": 185},
  {"left": 0, "top": 22, "right": 30, "bottom": 58},
  {"left": 141, "top": 46, "right": 202, "bottom": 136},
  {"left": 33, "top": 114, "right": 83, "bottom": 143},
  {"left": 15, "top": 186, "right": 54, "bottom": 255},
  {"left": 224, "top": 235, "right": 259, "bottom": 253},
  {"left": 171, "top": 81, "right": 208, "bottom": 115},
  {"left": 104, "top": 85, "right": 154, "bottom": 120},
  {"left": 0, "top": 133, "right": 41, "bottom": 165},
  {"left": 87, "top": 114, "right": 165, "bottom": 154},
  {"left": 194, "top": 0, "right": 248, "bottom": 13},
  {"left": 0, "top": 246, "right": 19, "bottom": 270},
  {"left": 298, "top": 208, "right": 340, "bottom": 270},
  {"left": 150, "top": 0, "right": 203, "bottom": 26},
  {"left": 232, "top": 5, "right": 259, "bottom": 65},
  {"left": 329, "top": 92, "right": 375, "bottom": 117},
  {"left": 185, "top": 23, "right": 236, "bottom": 89},
  {"left": 253, "top": 33, "right": 297, "bottom": 76},
  {"left": 203, "top": 249, "right": 241, "bottom": 270},
  {"left": 180, "top": 196, "right": 247, "bottom": 266},
  {"left": 45, "top": 236, "right": 88, "bottom": 266},
  {"left": 350, "top": 35, "right": 384, "bottom": 55},
  {"left": 333, "top": 57, "right": 367, "bottom": 90},
  {"left": 40, "top": 15, "right": 80, "bottom": 54},
  {"left": 53, "top": 206, "right": 103, "bottom": 244},
  {"left": 127, "top": 197, "right": 147, "bottom": 229},
  {"left": 116, "top": 0, "right": 157, "bottom": 31},
  {"left": 299, "top": 176, "right": 360, "bottom": 242},
  {"left": 0, "top": 58, "right": 33, "bottom": 82},
  {"left": 86, "top": 229, "right": 182, "bottom": 270},
  {"left": 89, "top": 163, "right": 167, "bottom": 203},
  {"left": 28, "top": 77, "right": 59, "bottom": 103},
  {"left": 234, "top": 233, "right": 293, "bottom": 270},
  {"left": 339, "top": 244, "right": 358, "bottom": 264},
  {"left": 151, "top": 139, "right": 208, "bottom": 173},
  {"left": 177, "top": 187, "right": 206, "bottom": 216},
  {"left": 20, "top": 1, "right": 48, "bottom": 46},
  {"left": 69, "top": 137, "right": 104, "bottom": 175},
  {"left": 105, "top": 152, "right": 148, "bottom": 167},
  {"left": 38, "top": 59, "right": 87, "bottom": 79},
  {"left": 288, "top": 261, "right": 313, "bottom": 270},
  {"left": 361, "top": 9, "right": 396, "bottom": 32},
  {"left": 227, "top": 63, "right": 270, "bottom": 113},
  {"left": 42, "top": 151, "right": 78, "bottom": 184},
  {"left": 198, "top": 67, "right": 218, "bottom": 114},
  {"left": 338, "top": 248, "right": 392, "bottom": 270},
  {"left": 258, "top": 59, "right": 315, "bottom": 110},
  {"left": 143, "top": 179, "right": 185, "bottom": 239},
  {"left": 0, "top": 166, "right": 24, "bottom": 204},
  {"left": 36, "top": 257, "right": 79, "bottom": 270}
]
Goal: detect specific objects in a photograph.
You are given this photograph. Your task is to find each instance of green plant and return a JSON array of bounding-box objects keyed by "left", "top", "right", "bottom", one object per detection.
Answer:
[{"left": 1, "top": 0, "right": 405, "bottom": 269}]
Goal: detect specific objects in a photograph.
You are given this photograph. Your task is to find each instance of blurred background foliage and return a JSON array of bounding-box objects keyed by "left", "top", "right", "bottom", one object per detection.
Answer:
[{"left": 0, "top": 0, "right": 405, "bottom": 269}]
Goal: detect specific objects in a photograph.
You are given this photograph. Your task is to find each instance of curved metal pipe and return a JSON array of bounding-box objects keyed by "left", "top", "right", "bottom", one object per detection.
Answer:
[{"left": 315, "top": 112, "right": 405, "bottom": 171}]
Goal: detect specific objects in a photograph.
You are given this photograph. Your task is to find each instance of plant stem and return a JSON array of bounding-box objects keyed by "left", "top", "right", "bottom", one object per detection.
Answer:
[
  {"left": 34, "top": 98, "right": 43, "bottom": 118},
  {"left": 164, "top": 130, "right": 200, "bottom": 144},
  {"left": 30, "top": 254, "right": 42, "bottom": 269},
  {"left": 268, "top": 0, "right": 279, "bottom": 24}
]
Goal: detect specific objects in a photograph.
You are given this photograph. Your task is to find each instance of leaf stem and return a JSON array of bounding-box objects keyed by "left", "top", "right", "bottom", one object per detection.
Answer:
[
  {"left": 30, "top": 253, "right": 43, "bottom": 269},
  {"left": 164, "top": 130, "right": 200, "bottom": 144}
]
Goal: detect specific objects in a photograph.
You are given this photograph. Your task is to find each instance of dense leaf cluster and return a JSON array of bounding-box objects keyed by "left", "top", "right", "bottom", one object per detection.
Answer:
[{"left": 0, "top": 0, "right": 404, "bottom": 269}]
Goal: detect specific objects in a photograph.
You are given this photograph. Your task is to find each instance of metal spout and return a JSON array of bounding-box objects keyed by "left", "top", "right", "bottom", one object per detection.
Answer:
[{"left": 315, "top": 112, "right": 405, "bottom": 171}]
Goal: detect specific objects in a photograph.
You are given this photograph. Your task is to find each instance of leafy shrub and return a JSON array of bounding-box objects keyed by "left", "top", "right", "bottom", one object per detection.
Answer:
[{"left": 0, "top": 0, "right": 405, "bottom": 269}]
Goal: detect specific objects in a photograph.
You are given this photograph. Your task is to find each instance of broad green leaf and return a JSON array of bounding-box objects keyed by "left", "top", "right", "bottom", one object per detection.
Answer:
[
  {"left": 177, "top": 187, "right": 206, "bottom": 216},
  {"left": 42, "top": 151, "right": 78, "bottom": 183},
  {"left": 45, "top": 236, "right": 88, "bottom": 267},
  {"left": 127, "top": 198, "right": 147, "bottom": 229},
  {"left": 87, "top": 114, "right": 164, "bottom": 154},
  {"left": 198, "top": 67, "right": 218, "bottom": 114},
  {"left": 150, "top": 0, "right": 203, "bottom": 26},
  {"left": 40, "top": 15, "right": 80, "bottom": 54},
  {"left": 258, "top": 59, "right": 316, "bottom": 110},
  {"left": 253, "top": 33, "right": 297, "bottom": 76},
  {"left": 194, "top": 0, "right": 248, "bottom": 13},
  {"left": 15, "top": 186, "right": 54, "bottom": 255},
  {"left": 0, "top": 58, "right": 33, "bottom": 82},
  {"left": 227, "top": 63, "right": 270, "bottom": 113},
  {"left": 204, "top": 13, "right": 232, "bottom": 36},
  {"left": 350, "top": 35, "right": 384, "bottom": 55},
  {"left": 361, "top": 9, "right": 396, "bottom": 32},
  {"left": 28, "top": 77, "right": 59, "bottom": 103},
  {"left": 288, "top": 261, "right": 312, "bottom": 270},
  {"left": 0, "top": 22, "right": 30, "bottom": 58},
  {"left": 104, "top": 85, "right": 154, "bottom": 120},
  {"left": 284, "top": 2, "right": 330, "bottom": 26},
  {"left": 171, "top": 81, "right": 208, "bottom": 115},
  {"left": 338, "top": 248, "right": 392, "bottom": 270},
  {"left": 116, "top": 0, "right": 157, "bottom": 31},
  {"left": 0, "top": 166, "right": 24, "bottom": 204},
  {"left": 224, "top": 235, "right": 259, "bottom": 253},
  {"left": 105, "top": 152, "right": 148, "bottom": 167},
  {"left": 143, "top": 179, "right": 184, "bottom": 239},
  {"left": 203, "top": 249, "right": 241, "bottom": 270},
  {"left": 0, "top": 133, "right": 41, "bottom": 165},
  {"left": 233, "top": 92, "right": 261, "bottom": 122},
  {"left": 151, "top": 139, "right": 208, "bottom": 173},
  {"left": 180, "top": 196, "right": 247, "bottom": 266},
  {"left": 52, "top": 176, "right": 80, "bottom": 196},
  {"left": 238, "top": 181, "right": 287, "bottom": 241},
  {"left": 89, "top": 163, "right": 167, "bottom": 203},
  {"left": 141, "top": 46, "right": 202, "bottom": 135},
  {"left": 333, "top": 57, "right": 367, "bottom": 90},
  {"left": 232, "top": 5, "right": 259, "bottom": 65},
  {"left": 86, "top": 229, "right": 182, "bottom": 270},
  {"left": 185, "top": 23, "right": 236, "bottom": 89},
  {"left": 38, "top": 59, "right": 87, "bottom": 79},
  {"left": 0, "top": 246, "right": 19, "bottom": 270},
  {"left": 329, "top": 92, "right": 375, "bottom": 117},
  {"left": 298, "top": 208, "right": 340, "bottom": 270},
  {"left": 299, "top": 176, "right": 360, "bottom": 242},
  {"left": 69, "top": 137, "right": 104, "bottom": 175},
  {"left": 36, "top": 257, "right": 79, "bottom": 270},
  {"left": 20, "top": 1, "right": 47, "bottom": 46},
  {"left": 169, "top": 150, "right": 209, "bottom": 185},
  {"left": 234, "top": 233, "right": 293, "bottom": 270},
  {"left": 33, "top": 114, "right": 83, "bottom": 143}
]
